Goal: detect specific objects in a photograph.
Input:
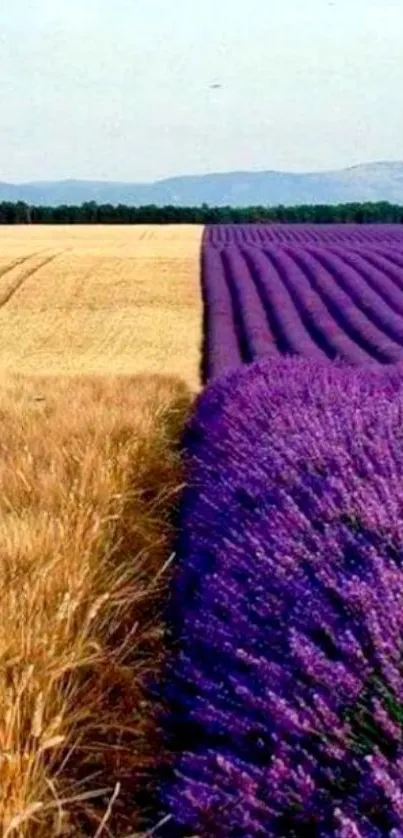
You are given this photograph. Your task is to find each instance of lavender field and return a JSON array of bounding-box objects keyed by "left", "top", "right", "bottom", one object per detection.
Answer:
[
  {"left": 162, "top": 358, "right": 403, "bottom": 837},
  {"left": 159, "top": 224, "right": 403, "bottom": 837},
  {"left": 202, "top": 224, "right": 403, "bottom": 380}
]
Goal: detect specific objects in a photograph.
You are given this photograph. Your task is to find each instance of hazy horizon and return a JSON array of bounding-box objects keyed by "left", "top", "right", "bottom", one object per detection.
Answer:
[
  {"left": 3, "top": 159, "right": 403, "bottom": 186},
  {"left": 2, "top": 0, "right": 402, "bottom": 182}
]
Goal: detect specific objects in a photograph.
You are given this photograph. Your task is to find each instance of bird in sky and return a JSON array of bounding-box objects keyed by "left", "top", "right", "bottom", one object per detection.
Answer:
[{"left": 210, "top": 83, "right": 222, "bottom": 89}]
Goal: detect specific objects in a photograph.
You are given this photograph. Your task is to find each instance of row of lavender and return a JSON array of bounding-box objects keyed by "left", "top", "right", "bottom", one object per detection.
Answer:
[
  {"left": 202, "top": 224, "right": 403, "bottom": 380},
  {"left": 208, "top": 224, "right": 403, "bottom": 248},
  {"left": 158, "top": 226, "right": 403, "bottom": 836},
  {"left": 160, "top": 358, "right": 403, "bottom": 837}
]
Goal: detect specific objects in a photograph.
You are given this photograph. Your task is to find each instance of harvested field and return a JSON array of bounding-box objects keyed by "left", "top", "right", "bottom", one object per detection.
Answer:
[{"left": 0, "top": 226, "right": 203, "bottom": 388}]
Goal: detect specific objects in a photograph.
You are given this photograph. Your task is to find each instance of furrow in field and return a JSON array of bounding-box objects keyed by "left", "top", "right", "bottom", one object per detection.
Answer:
[
  {"left": 0, "top": 252, "right": 42, "bottom": 281},
  {"left": 371, "top": 247, "right": 403, "bottom": 271},
  {"left": 305, "top": 246, "right": 403, "bottom": 350},
  {"left": 217, "top": 249, "right": 251, "bottom": 363},
  {"left": 221, "top": 247, "right": 278, "bottom": 360},
  {"left": 270, "top": 246, "right": 373, "bottom": 363},
  {"left": 283, "top": 246, "right": 398, "bottom": 363},
  {"left": 207, "top": 224, "right": 403, "bottom": 249},
  {"left": 243, "top": 246, "right": 325, "bottom": 358},
  {"left": 355, "top": 249, "right": 403, "bottom": 293},
  {"left": 201, "top": 247, "right": 243, "bottom": 381},
  {"left": 0, "top": 252, "right": 61, "bottom": 308},
  {"left": 327, "top": 246, "right": 403, "bottom": 315},
  {"left": 261, "top": 246, "right": 347, "bottom": 359}
]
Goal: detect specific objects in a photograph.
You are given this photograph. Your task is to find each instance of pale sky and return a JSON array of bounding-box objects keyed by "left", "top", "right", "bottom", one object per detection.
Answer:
[{"left": 1, "top": 0, "right": 402, "bottom": 182}]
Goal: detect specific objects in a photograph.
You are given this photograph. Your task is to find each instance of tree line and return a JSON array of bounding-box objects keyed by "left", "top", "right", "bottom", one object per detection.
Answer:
[{"left": 0, "top": 200, "right": 403, "bottom": 224}]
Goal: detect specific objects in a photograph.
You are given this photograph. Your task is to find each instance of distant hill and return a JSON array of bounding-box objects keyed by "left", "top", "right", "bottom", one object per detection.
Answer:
[{"left": 1, "top": 161, "right": 403, "bottom": 207}]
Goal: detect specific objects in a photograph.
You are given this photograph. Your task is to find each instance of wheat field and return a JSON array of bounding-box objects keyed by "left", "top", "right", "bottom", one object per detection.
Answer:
[
  {"left": 0, "top": 226, "right": 202, "bottom": 837},
  {"left": 0, "top": 225, "right": 203, "bottom": 386}
]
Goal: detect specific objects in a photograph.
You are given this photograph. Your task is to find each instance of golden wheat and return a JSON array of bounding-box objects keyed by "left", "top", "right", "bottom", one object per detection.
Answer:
[
  {"left": 0, "top": 225, "right": 203, "bottom": 835},
  {"left": 0, "top": 371, "right": 191, "bottom": 837},
  {"left": 0, "top": 226, "right": 203, "bottom": 387}
]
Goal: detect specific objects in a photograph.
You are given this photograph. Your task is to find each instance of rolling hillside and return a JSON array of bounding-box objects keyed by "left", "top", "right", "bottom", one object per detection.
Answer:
[{"left": 1, "top": 161, "right": 403, "bottom": 207}]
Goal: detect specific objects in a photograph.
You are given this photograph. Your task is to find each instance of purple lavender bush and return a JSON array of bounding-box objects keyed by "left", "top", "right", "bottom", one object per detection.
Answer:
[{"left": 161, "top": 357, "right": 403, "bottom": 837}]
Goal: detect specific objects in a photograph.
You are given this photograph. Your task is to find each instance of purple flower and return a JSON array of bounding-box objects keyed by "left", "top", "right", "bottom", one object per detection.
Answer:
[{"left": 161, "top": 358, "right": 403, "bottom": 836}]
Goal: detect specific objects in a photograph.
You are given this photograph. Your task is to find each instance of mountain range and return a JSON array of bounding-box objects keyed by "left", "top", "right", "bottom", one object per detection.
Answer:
[{"left": 1, "top": 161, "right": 403, "bottom": 207}]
